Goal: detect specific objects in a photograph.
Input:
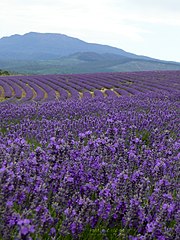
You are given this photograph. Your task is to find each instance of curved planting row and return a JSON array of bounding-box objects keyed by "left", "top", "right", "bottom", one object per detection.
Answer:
[{"left": 0, "top": 70, "right": 179, "bottom": 102}]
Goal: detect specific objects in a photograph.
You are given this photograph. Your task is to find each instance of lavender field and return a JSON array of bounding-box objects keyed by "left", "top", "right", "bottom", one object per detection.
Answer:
[
  {"left": 0, "top": 71, "right": 180, "bottom": 239},
  {"left": 0, "top": 71, "right": 180, "bottom": 102}
]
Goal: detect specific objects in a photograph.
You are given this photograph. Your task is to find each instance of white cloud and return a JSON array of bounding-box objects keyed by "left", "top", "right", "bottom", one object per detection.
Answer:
[{"left": 0, "top": 0, "right": 179, "bottom": 61}]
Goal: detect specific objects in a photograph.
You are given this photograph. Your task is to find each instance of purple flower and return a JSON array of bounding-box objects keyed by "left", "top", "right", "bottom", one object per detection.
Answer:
[
  {"left": 21, "top": 227, "right": 29, "bottom": 235},
  {"left": 6, "top": 200, "right": 13, "bottom": 207},
  {"left": 18, "top": 219, "right": 30, "bottom": 226},
  {"left": 66, "top": 176, "right": 74, "bottom": 183},
  {"left": 70, "top": 222, "right": 77, "bottom": 234},
  {"left": 173, "top": 141, "right": 180, "bottom": 150},
  {"left": 147, "top": 221, "right": 156, "bottom": 233},
  {"left": 0, "top": 166, "right": 6, "bottom": 173},
  {"left": 50, "top": 227, "right": 56, "bottom": 235}
]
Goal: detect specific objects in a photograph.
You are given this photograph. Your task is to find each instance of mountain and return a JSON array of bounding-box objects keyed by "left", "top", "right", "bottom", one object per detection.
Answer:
[
  {"left": 0, "top": 32, "right": 145, "bottom": 60},
  {"left": 0, "top": 32, "right": 180, "bottom": 74}
]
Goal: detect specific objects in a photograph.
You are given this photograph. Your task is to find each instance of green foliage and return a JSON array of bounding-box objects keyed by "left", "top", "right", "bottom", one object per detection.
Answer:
[
  {"left": 0, "top": 127, "right": 8, "bottom": 136},
  {"left": 166, "top": 220, "right": 176, "bottom": 228},
  {"left": 136, "top": 129, "right": 151, "bottom": 145},
  {"left": 79, "top": 224, "right": 138, "bottom": 240},
  {"left": 0, "top": 69, "right": 10, "bottom": 75},
  {"left": 26, "top": 137, "right": 42, "bottom": 149}
]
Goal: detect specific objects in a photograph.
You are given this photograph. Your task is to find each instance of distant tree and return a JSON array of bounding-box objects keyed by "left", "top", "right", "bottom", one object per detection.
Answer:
[
  {"left": 0, "top": 69, "right": 11, "bottom": 75},
  {"left": 3, "top": 71, "right": 10, "bottom": 75}
]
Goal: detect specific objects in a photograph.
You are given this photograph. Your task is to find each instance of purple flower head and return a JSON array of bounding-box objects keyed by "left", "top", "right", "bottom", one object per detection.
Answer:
[
  {"left": 107, "top": 118, "right": 113, "bottom": 123},
  {"left": 162, "top": 193, "right": 173, "bottom": 200},
  {"left": 35, "top": 206, "right": 42, "bottom": 212},
  {"left": 177, "top": 152, "right": 180, "bottom": 160},
  {"left": 21, "top": 225, "right": 35, "bottom": 236},
  {"left": 162, "top": 203, "right": 175, "bottom": 214},
  {"left": 157, "top": 236, "right": 166, "bottom": 240},
  {"left": 66, "top": 176, "right": 74, "bottom": 183},
  {"left": 17, "top": 218, "right": 35, "bottom": 236},
  {"left": 7, "top": 139, "right": 12, "bottom": 145},
  {"left": 134, "top": 137, "right": 140, "bottom": 143},
  {"left": 6, "top": 200, "right": 13, "bottom": 207},
  {"left": 50, "top": 137, "right": 56, "bottom": 142},
  {"left": 9, "top": 219, "right": 16, "bottom": 227},
  {"left": 173, "top": 141, "right": 180, "bottom": 150},
  {"left": 79, "top": 133, "right": 86, "bottom": 139},
  {"left": 18, "top": 219, "right": 30, "bottom": 226},
  {"left": 50, "top": 227, "right": 56, "bottom": 235},
  {"left": 70, "top": 222, "right": 77, "bottom": 234},
  {"left": 85, "top": 130, "right": 92, "bottom": 135},
  {"left": 147, "top": 221, "right": 157, "bottom": 233},
  {"left": 130, "top": 198, "right": 139, "bottom": 206},
  {"left": 0, "top": 166, "right": 6, "bottom": 173},
  {"left": 21, "top": 227, "right": 29, "bottom": 235}
]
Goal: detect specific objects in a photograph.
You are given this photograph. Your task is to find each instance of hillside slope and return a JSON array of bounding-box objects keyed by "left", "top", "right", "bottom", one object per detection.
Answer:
[{"left": 0, "top": 32, "right": 180, "bottom": 74}]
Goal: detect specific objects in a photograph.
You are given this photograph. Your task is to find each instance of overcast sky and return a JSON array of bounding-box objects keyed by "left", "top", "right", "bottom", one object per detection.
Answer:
[{"left": 0, "top": 0, "right": 180, "bottom": 62}]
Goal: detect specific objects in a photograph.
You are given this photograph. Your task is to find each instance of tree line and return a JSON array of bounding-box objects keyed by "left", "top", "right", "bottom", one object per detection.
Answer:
[{"left": 0, "top": 69, "right": 11, "bottom": 75}]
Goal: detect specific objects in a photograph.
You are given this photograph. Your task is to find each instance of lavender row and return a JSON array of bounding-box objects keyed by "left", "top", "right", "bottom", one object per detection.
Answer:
[
  {"left": 0, "top": 71, "right": 179, "bottom": 102},
  {"left": 0, "top": 78, "right": 13, "bottom": 99}
]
